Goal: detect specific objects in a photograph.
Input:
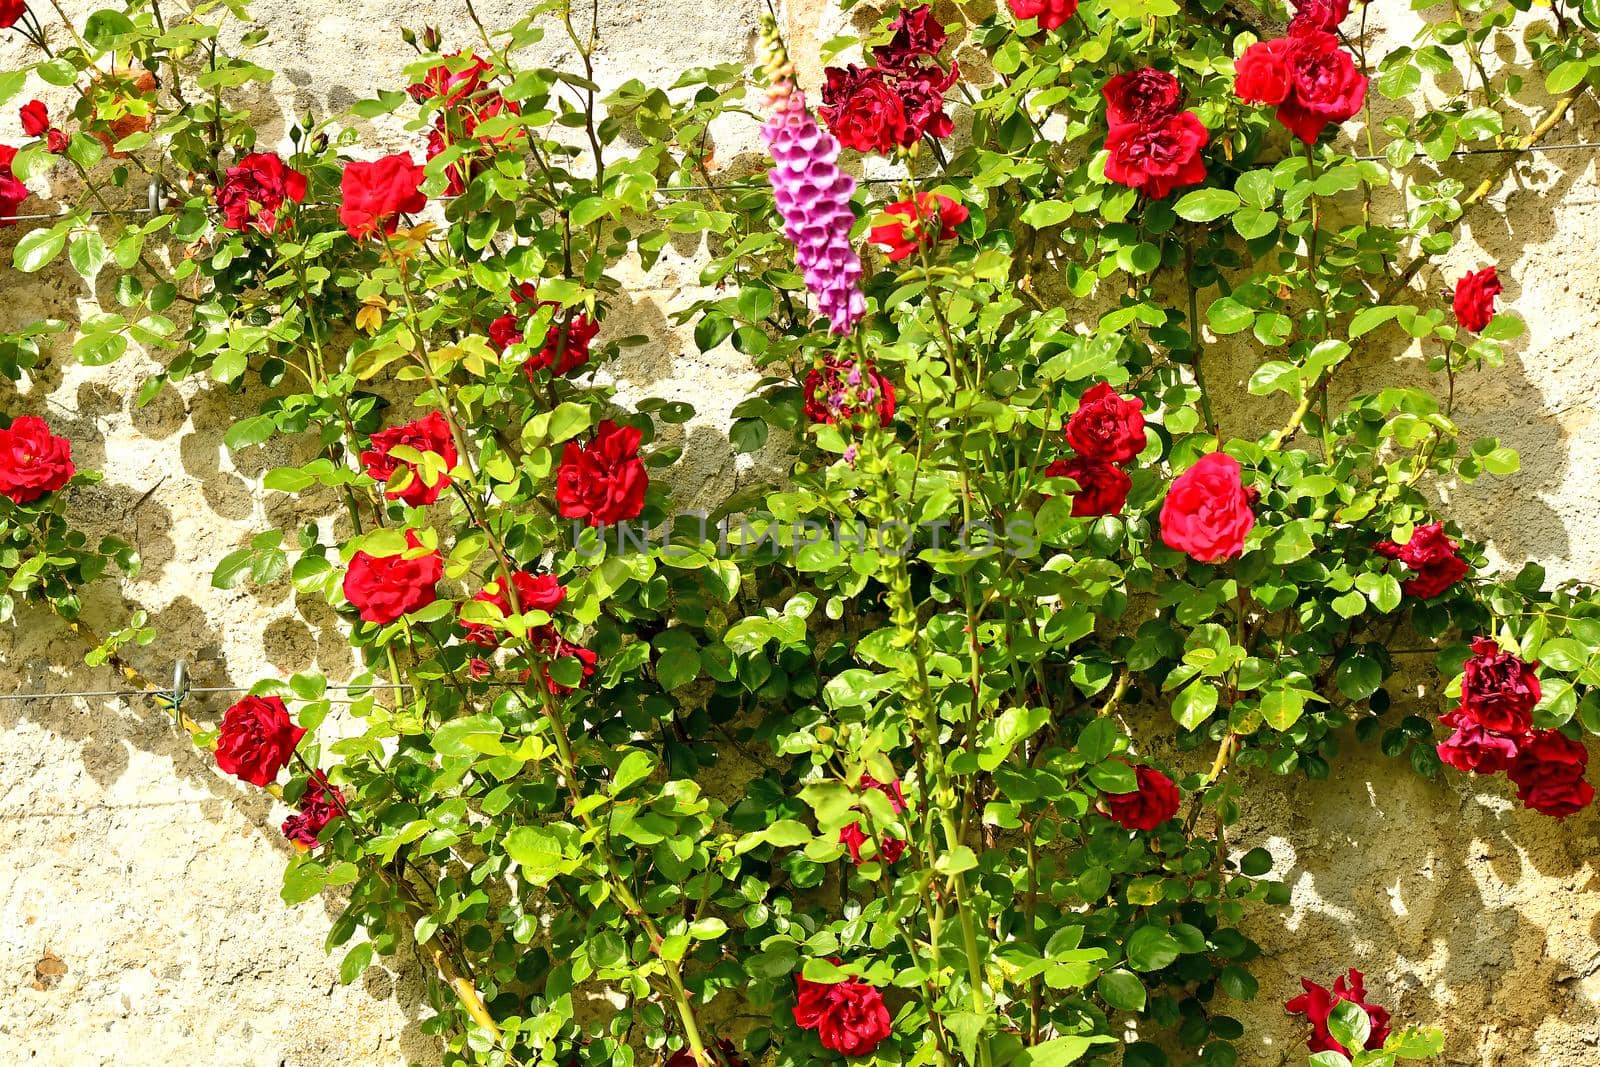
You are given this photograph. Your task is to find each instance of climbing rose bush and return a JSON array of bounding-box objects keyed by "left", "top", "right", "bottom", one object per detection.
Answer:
[{"left": 5, "top": 1, "right": 1600, "bottom": 1066}]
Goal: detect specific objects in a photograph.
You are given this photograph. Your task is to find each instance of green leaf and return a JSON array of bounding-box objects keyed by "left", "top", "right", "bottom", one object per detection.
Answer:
[
  {"left": 84, "top": 9, "right": 138, "bottom": 47},
  {"left": 505, "top": 825, "right": 565, "bottom": 881},
  {"left": 1096, "top": 969, "right": 1146, "bottom": 1011},
  {"left": 1349, "top": 305, "right": 1400, "bottom": 340},
  {"left": 1126, "top": 926, "right": 1181, "bottom": 972},
  {"left": 1206, "top": 297, "right": 1254, "bottom": 335},
  {"left": 1013, "top": 1036, "right": 1115, "bottom": 1067},
  {"left": 1328, "top": 1000, "right": 1372, "bottom": 1055},
  {"left": 339, "top": 942, "right": 374, "bottom": 985},
  {"left": 610, "top": 749, "right": 656, "bottom": 794},
  {"left": 211, "top": 547, "right": 254, "bottom": 589},
  {"left": 1172, "top": 680, "right": 1219, "bottom": 729},
  {"left": 14, "top": 227, "right": 67, "bottom": 273},
  {"left": 1260, "top": 687, "right": 1307, "bottom": 730},
  {"left": 1173, "top": 188, "right": 1241, "bottom": 222},
  {"left": 1546, "top": 60, "right": 1590, "bottom": 95}
]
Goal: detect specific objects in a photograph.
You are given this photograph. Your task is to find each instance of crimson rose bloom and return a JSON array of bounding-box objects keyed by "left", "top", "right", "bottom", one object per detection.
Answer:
[
  {"left": 281, "top": 771, "right": 344, "bottom": 849},
  {"left": 556, "top": 420, "right": 648, "bottom": 526},
  {"left": 1285, "top": 969, "right": 1391, "bottom": 1056},
  {"left": 408, "top": 51, "right": 493, "bottom": 106},
  {"left": 534, "top": 625, "right": 598, "bottom": 696},
  {"left": 460, "top": 571, "right": 566, "bottom": 648},
  {"left": 0, "top": 416, "right": 74, "bottom": 504},
  {"left": 1103, "top": 110, "right": 1210, "bottom": 200},
  {"left": 868, "top": 192, "right": 968, "bottom": 262},
  {"left": 872, "top": 4, "right": 947, "bottom": 71},
  {"left": 1457, "top": 637, "right": 1541, "bottom": 737},
  {"left": 1234, "top": 39, "right": 1294, "bottom": 105},
  {"left": 1159, "top": 451, "right": 1257, "bottom": 562},
  {"left": 1066, "top": 382, "right": 1147, "bottom": 464},
  {"left": 1103, "top": 765, "right": 1180, "bottom": 831},
  {"left": 839, "top": 774, "right": 909, "bottom": 866},
  {"left": 343, "top": 530, "right": 442, "bottom": 625},
  {"left": 526, "top": 305, "right": 600, "bottom": 378},
  {"left": 1452, "top": 266, "right": 1502, "bottom": 333},
  {"left": 19, "top": 100, "right": 48, "bottom": 136},
  {"left": 1508, "top": 730, "right": 1595, "bottom": 818},
  {"left": 339, "top": 154, "right": 427, "bottom": 239},
  {"left": 215, "top": 695, "right": 305, "bottom": 787},
  {"left": 427, "top": 90, "right": 521, "bottom": 196},
  {"left": 1045, "top": 457, "right": 1131, "bottom": 518},
  {"left": 360, "top": 411, "right": 459, "bottom": 506},
  {"left": 793, "top": 969, "right": 893, "bottom": 1057},
  {"left": 0, "top": 144, "right": 28, "bottom": 225},
  {"left": 218, "top": 152, "right": 309, "bottom": 235},
  {"left": 1103, "top": 68, "right": 1184, "bottom": 127},
  {"left": 1374, "top": 522, "right": 1469, "bottom": 599},
  {"left": 1290, "top": 0, "right": 1352, "bottom": 34},
  {"left": 819, "top": 65, "right": 910, "bottom": 153},
  {"left": 1435, "top": 708, "right": 1521, "bottom": 775},
  {"left": 0, "top": 0, "right": 24, "bottom": 29},
  {"left": 804, "top": 357, "right": 897, "bottom": 427},
  {"left": 1278, "top": 31, "right": 1368, "bottom": 143},
  {"left": 1009, "top": 0, "right": 1078, "bottom": 31}
]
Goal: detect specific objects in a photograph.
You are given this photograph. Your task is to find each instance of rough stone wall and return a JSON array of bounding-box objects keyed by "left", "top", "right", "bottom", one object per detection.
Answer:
[{"left": 0, "top": 2, "right": 1597, "bottom": 1066}]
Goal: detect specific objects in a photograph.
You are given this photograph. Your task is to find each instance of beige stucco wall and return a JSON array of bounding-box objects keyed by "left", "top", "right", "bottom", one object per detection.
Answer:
[{"left": 1, "top": 2, "right": 1597, "bottom": 1065}]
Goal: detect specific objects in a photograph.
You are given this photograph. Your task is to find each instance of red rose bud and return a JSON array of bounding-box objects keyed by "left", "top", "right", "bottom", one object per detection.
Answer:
[
  {"left": 215, "top": 695, "right": 305, "bottom": 787},
  {"left": 1285, "top": 969, "right": 1391, "bottom": 1056},
  {"left": 460, "top": 571, "right": 566, "bottom": 648},
  {"left": 1008, "top": 0, "right": 1079, "bottom": 31},
  {"left": 1456, "top": 637, "right": 1541, "bottom": 737},
  {"left": 0, "top": 144, "right": 29, "bottom": 225},
  {"left": 218, "top": 152, "right": 309, "bottom": 235},
  {"left": 1066, "top": 382, "right": 1147, "bottom": 465},
  {"left": 803, "top": 357, "right": 897, "bottom": 427},
  {"left": 0, "top": 415, "right": 74, "bottom": 504},
  {"left": 1102, "top": 765, "right": 1180, "bottom": 831},
  {"left": 1045, "top": 457, "right": 1131, "bottom": 518},
  {"left": 1102, "top": 68, "right": 1184, "bottom": 127},
  {"left": 871, "top": 4, "right": 947, "bottom": 71},
  {"left": 1507, "top": 730, "right": 1595, "bottom": 818},
  {"left": 1373, "top": 521, "right": 1469, "bottom": 599},
  {"left": 1103, "top": 110, "right": 1210, "bottom": 200},
  {"left": 868, "top": 192, "right": 968, "bottom": 262},
  {"left": 45, "top": 128, "right": 66, "bottom": 154},
  {"left": 1452, "top": 266, "right": 1502, "bottom": 333},
  {"left": 338, "top": 153, "right": 427, "bottom": 239},
  {"left": 793, "top": 969, "right": 893, "bottom": 1057},
  {"left": 555, "top": 419, "right": 648, "bottom": 527},
  {"left": 342, "top": 530, "right": 442, "bottom": 625},
  {"left": 281, "top": 770, "right": 344, "bottom": 849},
  {"left": 19, "top": 99, "right": 48, "bottom": 137},
  {"left": 359, "top": 411, "right": 459, "bottom": 506},
  {"left": 1160, "top": 451, "right": 1256, "bottom": 562}
]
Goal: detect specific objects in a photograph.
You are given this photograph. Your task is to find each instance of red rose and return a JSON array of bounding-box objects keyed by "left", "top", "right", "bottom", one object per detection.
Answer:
[
  {"left": 1456, "top": 637, "right": 1541, "bottom": 737},
  {"left": 820, "top": 65, "right": 911, "bottom": 153},
  {"left": 1102, "top": 68, "right": 1184, "bottom": 127},
  {"left": 804, "top": 357, "right": 897, "bottom": 427},
  {"left": 1508, "top": 731, "right": 1595, "bottom": 818},
  {"left": 1275, "top": 31, "right": 1368, "bottom": 144},
  {"left": 1066, "top": 382, "right": 1147, "bottom": 464},
  {"left": 339, "top": 154, "right": 427, "bottom": 239},
  {"left": 45, "top": 128, "right": 66, "bottom": 154},
  {"left": 281, "top": 771, "right": 344, "bottom": 849},
  {"left": 1045, "top": 457, "right": 1132, "bottom": 518},
  {"left": 556, "top": 420, "right": 648, "bottom": 526},
  {"left": 218, "top": 152, "right": 309, "bottom": 235},
  {"left": 1289, "top": 0, "right": 1352, "bottom": 34},
  {"left": 460, "top": 571, "right": 566, "bottom": 648},
  {"left": 1374, "top": 522, "right": 1469, "bottom": 599},
  {"left": 1452, "top": 266, "right": 1502, "bottom": 333},
  {"left": 360, "top": 411, "right": 459, "bottom": 507},
  {"left": 1103, "top": 110, "right": 1210, "bottom": 200},
  {"left": 534, "top": 625, "right": 598, "bottom": 696},
  {"left": 1285, "top": 969, "right": 1391, "bottom": 1056},
  {"left": 839, "top": 774, "right": 909, "bottom": 865},
  {"left": 1102, "top": 765, "right": 1180, "bottom": 831},
  {"left": 342, "top": 530, "right": 443, "bottom": 625},
  {"left": 408, "top": 51, "right": 493, "bottom": 106},
  {"left": 0, "top": 415, "right": 74, "bottom": 504},
  {"left": 872, "top": 5, "right": 947, "bottom": 71},
  {"left": 868, "top": 192, "right": 968, "bottom": 262},
  {"left": 1008, "top": 0, "right": 1079, "bottom": 31},
  {"left": 860, "top": 773, "right": 908, "bottom": 813},
  {"left": 0, "top": 144, "right": 28, "bottom": 225},
  {"left": 896, "top": 62, "right": 959, "bottom": 142},
  {"left": 525, "top": 305, "right": 600, "bottom": 379},
  {"left": 1159, "top": 451, "right": 1257, "bottom": 562},
  {"left": 793, "top": 969, "right": 893, "bottom": 1057},
  {"left": 1234, "top": 39, "right": 1295, "bottom": 105},
  {"left": 1435, "top": 708, "right": 1521, "bottom": 775},
  {"left": 426, "top": 90, "right": 521, "bottom": 197},
  {"left": 214, "top": 695, "right": 305, "bottom": 787},
  {"left": 0, "top": 0, "right": 25, "bottom": 29},
  {"left": 488, "top": 313, "right": 522, "bottom": 352},
  {"left": 19, "top": 100, "right": 48, "bottom": 137}
]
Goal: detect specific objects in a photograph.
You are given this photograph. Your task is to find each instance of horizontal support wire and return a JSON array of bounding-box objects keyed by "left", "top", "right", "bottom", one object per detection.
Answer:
[
  {"left": 0, "top": 679, "right": 535, "bottom": 701},
  {"left": 2, "top": 139, "right": 1598, "bottom": 224}
]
